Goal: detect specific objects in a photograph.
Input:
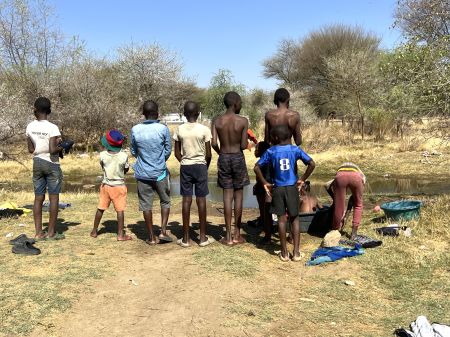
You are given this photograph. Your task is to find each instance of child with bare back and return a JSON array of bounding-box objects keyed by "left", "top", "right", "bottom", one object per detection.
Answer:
[
  {"left": 211, "top": 91, "right": 250, "bottom": 246},
  {"left": 299, "top": 181, "right": 323, "bottom": 213},
  {"left": 264, "top": 88, "right": 302, "bottom": 146}
]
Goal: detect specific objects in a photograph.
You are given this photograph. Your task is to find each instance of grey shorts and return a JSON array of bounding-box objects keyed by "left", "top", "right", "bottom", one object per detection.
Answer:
[
  {"left": 137, "top": 176, "right": 171, "bottom": 211},
  {"left": 32, "top": 157, "right": 63, "bottom": 195}
]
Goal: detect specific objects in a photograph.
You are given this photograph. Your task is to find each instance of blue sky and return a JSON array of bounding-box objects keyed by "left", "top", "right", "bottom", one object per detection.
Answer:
[{"left": 53, "top": 0, "right": 402, "bottom": 90}]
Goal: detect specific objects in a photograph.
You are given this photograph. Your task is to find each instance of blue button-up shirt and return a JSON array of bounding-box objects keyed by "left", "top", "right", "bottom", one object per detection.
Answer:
[{"left": 130, "top": 120, "right": 172, "bottom": 181}]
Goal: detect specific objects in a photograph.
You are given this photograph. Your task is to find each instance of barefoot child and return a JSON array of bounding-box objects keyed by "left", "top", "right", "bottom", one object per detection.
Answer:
[
  {"left": 211, "top": 91, "right": 250, "bottom": 246},
  {"left": 91, "top": 130, "right": 131, "bottom": 241},
  {"left": 253, "top": 141, "right": 273, "bottom": 244},
  {"left": 174, "top": 101, "right": 214, "bottom": 247},
  {"left": 26, "top": 97, "right": 67, "bottom": 240},
  {"left": 254, "top": 125, "right": 315, "bottom": 261}
]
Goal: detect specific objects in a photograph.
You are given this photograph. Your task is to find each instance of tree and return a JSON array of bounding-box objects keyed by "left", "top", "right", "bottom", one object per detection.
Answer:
[
  {"left": 395, "top": 0, "right": 450, "bottom": 44},
  {"left": 115, "top": 42, "right": 188, "bottom": 115},
  {"left": 202, "top": 69, "right": 245, "bottom": 118},
  {"left": 323, "top": 48, "right": 380, "bottom": 139},
  {"left": 262, "top": 39, "right": 301, "bottom": 88},
  {"left": 263, "top": 24, "right": 380, "bottom": 116}
]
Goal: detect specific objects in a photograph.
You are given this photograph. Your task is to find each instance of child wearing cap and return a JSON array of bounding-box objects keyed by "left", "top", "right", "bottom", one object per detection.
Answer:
[{"left": 90, "top": 129, "right": 132, "bottom": 241}]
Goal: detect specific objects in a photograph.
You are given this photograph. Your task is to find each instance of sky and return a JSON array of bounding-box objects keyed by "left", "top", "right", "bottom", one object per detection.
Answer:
[{"left": 52, "top": 0, "right": 402, "bottom": 90}]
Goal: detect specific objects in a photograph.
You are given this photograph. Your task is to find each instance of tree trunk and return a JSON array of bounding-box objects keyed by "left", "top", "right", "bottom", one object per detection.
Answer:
[{"left": 356, "top": 94, "right": 364, "bottom": 140}]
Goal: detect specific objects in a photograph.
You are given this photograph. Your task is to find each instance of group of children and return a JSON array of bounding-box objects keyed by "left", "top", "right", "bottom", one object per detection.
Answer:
[{"left": 26, "top": 89, "right": 365, "bottom": 262}]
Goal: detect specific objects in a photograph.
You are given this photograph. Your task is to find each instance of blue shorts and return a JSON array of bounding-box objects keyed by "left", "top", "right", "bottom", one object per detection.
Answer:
[{"left": 32, "top": 157, "right": 63, "bottom": 195}]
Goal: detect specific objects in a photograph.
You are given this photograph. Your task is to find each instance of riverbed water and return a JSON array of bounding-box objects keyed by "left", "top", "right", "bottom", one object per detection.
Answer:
[{"left": 56, "top": 175, "right": 450, "bottom": 209}]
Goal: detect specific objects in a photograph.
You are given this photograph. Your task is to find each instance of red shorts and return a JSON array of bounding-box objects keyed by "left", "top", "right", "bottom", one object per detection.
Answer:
[{"left": 98, "top": 184, "right": 127, "bottom": 212}]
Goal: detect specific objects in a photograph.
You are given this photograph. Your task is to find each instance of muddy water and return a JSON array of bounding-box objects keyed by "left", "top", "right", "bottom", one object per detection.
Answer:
[{"left": 56, "top": 175, "right": 450, "bottom": 209}]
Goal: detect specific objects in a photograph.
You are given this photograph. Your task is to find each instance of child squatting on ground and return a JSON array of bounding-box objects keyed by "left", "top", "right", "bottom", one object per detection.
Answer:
[
  {"left": 174, "top": 101, "right": 215, "bottom": 247},
  {"left": 90, "top": 129, "right": 132, "bottom": 241},
  {"left": 254, "top": 125, "right": 315, "bottom": 262}
]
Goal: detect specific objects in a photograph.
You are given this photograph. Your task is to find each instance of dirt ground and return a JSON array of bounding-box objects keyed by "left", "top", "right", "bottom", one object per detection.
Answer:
[
  {"left": 1, "top": 191, "right": 448, "bottom": 337},
  {"left": 26, "top": 203, "right": 366, "bottom": 337}
]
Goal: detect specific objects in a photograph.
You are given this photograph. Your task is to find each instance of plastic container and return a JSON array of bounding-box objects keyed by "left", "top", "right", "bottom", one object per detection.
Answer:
[
  {"left": 380, "top": 200, "right": 422, "bottom": 221},
  {"left": 299, "top": 212, "right": 316, "bottom": 232}
]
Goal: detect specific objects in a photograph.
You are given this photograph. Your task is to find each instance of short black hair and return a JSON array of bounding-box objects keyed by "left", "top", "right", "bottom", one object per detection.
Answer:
[
  {"left": 273, "top": 88, "right": 290, "bottom": 106},
  {"left": 184, "top": 101, "right": 199, "bottom": 118},
  {"left": 257, "top": 141, "right": 270, "bottom": 155},
  {"left": 142, "top": 100, "right": 158, "bottom": 118},
  {"left": 270, "top": 125, "right": 292, "bottom": 143},
  {"left": 34, "top": 97, "right": 51, "bottom": 114},
  {"left": 223, "top": 91, "right": 241, "bottom": 109}
]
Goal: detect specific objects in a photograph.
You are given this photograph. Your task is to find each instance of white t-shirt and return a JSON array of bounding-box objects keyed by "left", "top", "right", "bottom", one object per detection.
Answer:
[
  {"left": 26, "top": 120, "right": 61, "bottom": 163},
  {"left": 173, "top": 122, "right": 212, "bottom": 166}
]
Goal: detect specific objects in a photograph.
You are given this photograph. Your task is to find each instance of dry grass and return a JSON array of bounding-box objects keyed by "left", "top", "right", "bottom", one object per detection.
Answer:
[
  {"left": 191, "top": 195, "right": 450, "bottom": 336},
  {"left": 0, "top": 188, "right": 449, "bottom": 336}
]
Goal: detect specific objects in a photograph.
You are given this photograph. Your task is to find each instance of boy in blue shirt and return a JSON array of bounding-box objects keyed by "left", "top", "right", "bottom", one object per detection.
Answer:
[{"left": 254, "top": 125, "right": 315, "bottom": 262}]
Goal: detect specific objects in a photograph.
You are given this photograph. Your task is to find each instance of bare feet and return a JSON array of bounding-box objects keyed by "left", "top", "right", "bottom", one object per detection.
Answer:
[
  {"left": 232, "top": 236, "right": 246, "bottom": 245},
  {"left": 219, "top": 237, "right": 235, "bottom": 246},
  {"left": 278, "top": 251, "right": 290, "bottom": 262},
  {"left": 90, "top": 230, "right": 98, "bottom": 238},
  {"left": 117, "top": 234, "right": 132, "bottom": 241},
  {"left": 292, "top": 252, "right": 305, "bottom": 262},
  {"left": 145, "top": 239, "right": 157, "bottom": 245},
  {"left": 35, "top": 231, "right": 47, "bottom": 240}
]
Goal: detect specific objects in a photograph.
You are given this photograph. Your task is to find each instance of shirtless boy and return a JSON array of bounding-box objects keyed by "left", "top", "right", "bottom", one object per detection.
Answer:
[
  {"left": 211, "top": 91, "right": 250, "bottom": 246},
  {"left": 264, "top": 88, "right": 302, "bottom": 146}
]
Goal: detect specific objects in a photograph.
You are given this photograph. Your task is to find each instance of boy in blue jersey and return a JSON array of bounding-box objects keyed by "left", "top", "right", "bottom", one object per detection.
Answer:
[{"left": 254, "top": 125, "right": 315, "bottom": 262}]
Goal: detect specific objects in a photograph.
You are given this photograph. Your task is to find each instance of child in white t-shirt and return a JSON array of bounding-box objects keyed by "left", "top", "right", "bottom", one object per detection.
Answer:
[{"left": 25, "top": 97, "right": 65, "bottom": 240}]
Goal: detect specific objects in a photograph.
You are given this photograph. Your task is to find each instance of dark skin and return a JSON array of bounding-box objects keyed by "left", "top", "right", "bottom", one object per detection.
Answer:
[
  {"left": 326, "top": 183, "right": 357, "bottom": 239},
  {"left": 254, "top": 142, "right": 272, "bottom": 243},
  {"left": 175, "top": 112, "right": 212, "bottom": 246},
  {"left": 90, "top": 152, "right": 131, "bottom": 241},
  {"left": 27, "top": 111, "right": 64, "bottom": 239},
  {"left": 254, "top": 137, "right": 316, "bottom": 260},
  {"left": 211, "top": 98, "right": 248, "bottom": 245},
  {"left": 139, "top": 111, "right": 171, "bottom": 244},
  {"left": 264, "top": 101, "right": 302, "bottom": 146},
  {"left": 299, "top": 186, "right": 323, "bottom": 213}
]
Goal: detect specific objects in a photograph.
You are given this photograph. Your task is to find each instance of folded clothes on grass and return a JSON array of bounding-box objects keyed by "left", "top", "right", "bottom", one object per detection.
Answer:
[
  {"left": 306, "top": 245, "right": 365, "bottom": 266},
  {"left": 394, "top": 315, "right": 450, "bottom": 337},
  {"left": 376, "top": 225, "right": 409, "bottom": 237},
  {"left": 0, "top": 202, "right": 32, "bottom": 219},
  {"left": 23, "top": 202, "right": 71, "bottom": 212},
  {"left": 340, "top": 234, "right": 382, "bottom": 248}
]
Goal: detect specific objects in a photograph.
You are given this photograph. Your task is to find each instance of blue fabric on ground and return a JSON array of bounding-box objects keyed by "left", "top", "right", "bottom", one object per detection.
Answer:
[{"left": 306, "top": 245, "right": 365, "bottom": 266}]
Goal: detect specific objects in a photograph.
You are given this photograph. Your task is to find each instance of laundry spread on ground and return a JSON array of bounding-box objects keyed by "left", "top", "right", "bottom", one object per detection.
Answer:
[
  {"left": 0, "top": 202, "right": 32, "bottom": 219},
  {"left": 306, "top": 245, "right": 365, "bottom": 266}
]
